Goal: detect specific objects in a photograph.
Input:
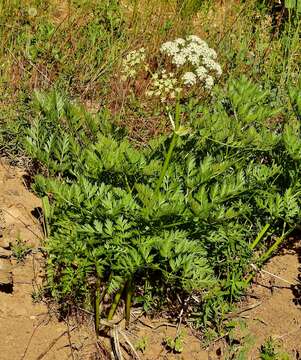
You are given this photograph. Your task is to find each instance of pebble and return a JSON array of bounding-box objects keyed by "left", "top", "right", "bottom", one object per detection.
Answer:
[{"left": 0, "top": 247, "right": 12, "bottom": 258}]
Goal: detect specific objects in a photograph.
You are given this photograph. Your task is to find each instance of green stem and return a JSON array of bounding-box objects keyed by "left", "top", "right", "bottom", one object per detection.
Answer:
[
  {"left": 124, "top": 174, "right": 132, "bottom": 193},
  {"left": 259, "top": 235, "right": 285, "bottom": 264},
  {"left": 249, "top": 223, "right": 270, "bottom": 250},
  {"left": 94, "top": 277, "right": 110, "bottom": 335},
  {"left": 125, "top": 280, "right": 134, "bottom": 329},
  {"left": 131, "top": 0, "right": 139, "bottom": 31},
  {"left": 245, "top": 228, "right": 293, "bottom": 285},
  {"left": 107, "top": 283, "right": 126, "bottom": 321},
  {"left": 155, "top": 132, "right": 178, "bottom": 193},
  {"left": 155, "top": 102, "right": 181, "bottom": 193},
  {"left": 42, "top": 196, "right": 51, "bottom": 239},
  {"left": 95, "top": 279, "right": 101, "bottom": 336}
]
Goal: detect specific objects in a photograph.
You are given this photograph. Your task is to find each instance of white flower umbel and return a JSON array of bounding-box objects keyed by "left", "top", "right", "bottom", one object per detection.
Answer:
[
  {"left": 196, "top": 66, "right": 208, "bottom": 80},
  {"left": 146, "top": 71, "right": 181, "bottom": 102},
  {"left": 160, "top": 35, "right": 222, "bottom": 92},
  {"left": 182, "top": 72, "right": 197, "bottom": 86},
  {"left": 160, "top": 41, "right": 180, "bottom": 57},
  {"left": 204, "top": 58, "right": 222, "bottom": 77},
  {"left": 120, "top": 36, "right": 221, "bottom": 99},
  {"left": 121, "top": 48, "right": 146, "bottom": 80},
  {"left": 172, "top": 53, "right": 187, "bottom": 67}
]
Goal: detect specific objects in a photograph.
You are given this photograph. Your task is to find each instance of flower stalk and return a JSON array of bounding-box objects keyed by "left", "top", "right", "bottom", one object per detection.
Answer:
[{"left": 155, "top": 101, "right": 181, "bottom": 193}]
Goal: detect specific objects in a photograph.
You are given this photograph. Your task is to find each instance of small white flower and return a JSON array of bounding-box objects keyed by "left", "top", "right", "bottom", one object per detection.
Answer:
[
  {"left": 207, "top": 48, "right": 217, "bottom": 59},
  {"left": 186, "top": 35, "right": 203, "bottom": 43},
  {"left": 187, "top": 53, "right": 200, "bottom": 66},
  {"left": 214, "top": 63, "right": 222, "bottom": 77},
  {"left": 172, "top": 53, "right": 186, "bottom": 67},
  {"left": 160, "top": 41, "right": 179, "bottom": 56},
  {"left": 182, "top": 72, "right": 197, "bottom": 86},
  {"left": 121, "top": 48, "right": 146, "bottom": 80},
  {"left": 196, "top": 66, "right": 208, "bottom": 80},
  {"left": 175, "top": 38, "right": 186, "bottom": 46}
]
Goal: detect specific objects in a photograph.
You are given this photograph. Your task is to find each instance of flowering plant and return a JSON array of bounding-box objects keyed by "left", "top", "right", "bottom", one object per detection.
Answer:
[{"left": 120, "top": 35, "right": 222, "bottom": 103}]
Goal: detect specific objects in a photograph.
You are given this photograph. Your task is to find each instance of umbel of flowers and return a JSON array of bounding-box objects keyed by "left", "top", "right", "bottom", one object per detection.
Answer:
[{"left": 121, "top": 35, "right": 222, "bottom": 102}]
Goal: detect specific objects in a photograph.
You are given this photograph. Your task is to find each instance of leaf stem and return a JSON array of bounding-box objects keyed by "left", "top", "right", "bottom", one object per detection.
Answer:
[
  {"left": 107, "top": 284, "right": 126, "bottom": 321},
  {"left": 95, "top": 279, "right": 101, "bottom": 336},
  {"left": 125, "top": 280, "right": 134, "bottom": 329},
  {"left": 249, "top": 223, "right": 270, "bottom": 250}
]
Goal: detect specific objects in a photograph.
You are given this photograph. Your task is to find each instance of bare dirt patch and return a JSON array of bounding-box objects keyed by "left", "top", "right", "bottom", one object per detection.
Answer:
[
  {"left": 243, "top": 248, "right": 301, "bottom": 359},
  {"left": 0, "top": 160, "right": 99, "bottom": 360},
  {"left": 209, "top": 246, "right": 301, "bottom": 359}
]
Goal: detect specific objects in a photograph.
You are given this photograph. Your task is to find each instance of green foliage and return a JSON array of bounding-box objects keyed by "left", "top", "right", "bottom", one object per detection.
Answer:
[
  {"left": 285, "top": 0, "right": 301, "bottom": 12},
  {"left": 135, "top": 336, "right": 148, "bottom": 353},
  {"left": 11, "top": 238, "right": 32, "bottom": 262},
  {"left": 260, "top": 337, "right": 292, "bottom": 360},
  {"left": 24, "top": 75, "right": 301, "bottom": 329},
  {"left": 163, "top": 331, "right": 185, "bottom": 353},
  {"left": 0, "top": 0, "right": 125, "bottom": 158}
]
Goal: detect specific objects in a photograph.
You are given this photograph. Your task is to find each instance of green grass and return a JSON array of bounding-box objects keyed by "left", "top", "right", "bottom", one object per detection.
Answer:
[{"left": 260, "top": 337, "right": 292, "bottom": 360}]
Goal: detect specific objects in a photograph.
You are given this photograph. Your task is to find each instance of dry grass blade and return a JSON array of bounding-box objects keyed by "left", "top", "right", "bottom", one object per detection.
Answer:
[
  {"left": 112, "top": 326, "right": 124, "bottom": 360},
  {"left": 118, "top": 330, "right": 142, "bottom": 360},
  {"left": 36, "top": 327, "right": 76, "bottom": 360}
]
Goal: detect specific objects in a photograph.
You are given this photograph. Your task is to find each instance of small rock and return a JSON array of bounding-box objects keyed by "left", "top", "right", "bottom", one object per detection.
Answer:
[
  {"left": 0, "top": 270, "right": 12, "bottom": 285},
  {"left": 0, "top": 247, "right": 12, "bottom": 258},
  {"left": 0, "top": 239, "right": 10, "bottom": 249},
  {"left": 0, "top": 258, "right": 12, "bottom": 272},
  {"left": 0, "top": 258, "right": 13, "bottom": 292}
]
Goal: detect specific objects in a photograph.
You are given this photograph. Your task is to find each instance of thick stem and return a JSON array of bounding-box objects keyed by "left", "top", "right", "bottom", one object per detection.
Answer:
[
  {"left": 42, "top": 196, "right": 51, "bottom": 239},
  {"left": 155, "top": 132, "right": 178, "bottom": 193},
  {"left": 259, "top": 235, "right": 285, "bottom": 264},
  {"left": 245, "top": 228, "right": 293, "bottom": 285},
  {"left": 107, "top": 283, "right": 126, "bottom": 321},
  {"left": 95, "top": 279, "right": 101, "bottom": 336},
  {"left": 125, "top": 280, "right": 134, "bottom": 329},
  {"left": 155, "top": 102, "right": 181, "bottom": 193}
]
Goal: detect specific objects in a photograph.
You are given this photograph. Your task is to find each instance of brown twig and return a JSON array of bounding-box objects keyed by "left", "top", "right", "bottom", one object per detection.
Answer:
[
  {"left": 20, "top": 317, "right": 47, "bottom": 360},
  {"left": 36, "top": 327, "right": 76, "bottom": 360},
  {"left": 118, "top": 330, "right": 142, "bottom": 360},
  {"left": 66, "top": 314, "right": 75, "bottom": 360},
  {"left": 1, "top": 208, "right": 43, "bottom": 240},
  {"left": 224, "top": 301, "right": 262, "bottom": 319},
  {"left": 112, "top": 326, "right": 123, "bottom": 360},
  {"left": 137, "top": 318, "right": 177, "bottom": 331}
]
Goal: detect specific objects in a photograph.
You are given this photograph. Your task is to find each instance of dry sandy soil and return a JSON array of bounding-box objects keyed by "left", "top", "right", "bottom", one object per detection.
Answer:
[{"left": 0, "top": 159, "right": 300, "bottom": 360}]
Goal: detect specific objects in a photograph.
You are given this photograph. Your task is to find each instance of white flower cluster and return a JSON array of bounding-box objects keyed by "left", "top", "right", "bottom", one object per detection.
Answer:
[
  {"left": 160, "top": 35, "right": 222, "bottom": 90},
  {"left": 121, "top": 48, "right": 146, "bottom": 80},
  {"left": 146, "top": 70, "right": 181, "bottom": 103},
  {"left": 182, "top": 72, "right": 197, "bottom": 86}
]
